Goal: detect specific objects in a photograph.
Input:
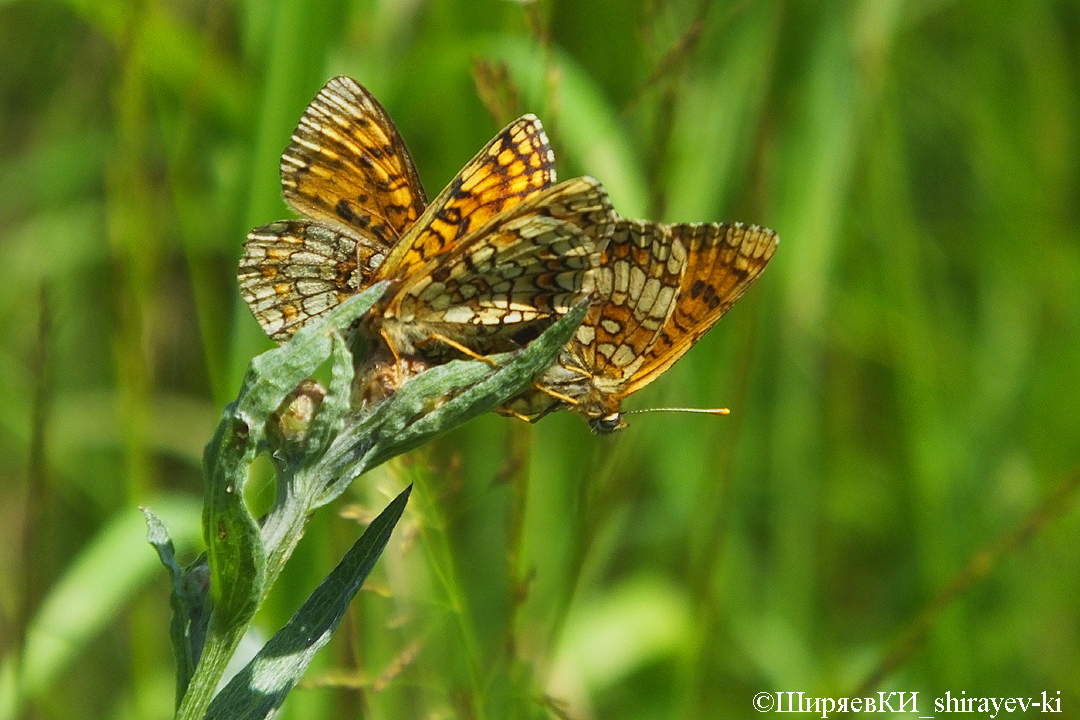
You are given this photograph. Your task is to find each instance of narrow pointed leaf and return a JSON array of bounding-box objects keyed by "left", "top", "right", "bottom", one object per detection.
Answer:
[{"left": 205, "top": 485, "right": 412, "bottom": 719}]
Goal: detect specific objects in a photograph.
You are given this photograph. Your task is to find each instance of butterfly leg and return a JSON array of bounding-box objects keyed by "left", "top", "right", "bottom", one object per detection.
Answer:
[
  {"left": 564, "top": 364, "right": 593, "bottom": 379},
  {"left": 422, "top": 332, "right": 499, "bottom": 368},
  {"left": 502, "top": 408, "right": 537, "bottom": 423},
  {"left": 500, "top": 399, "right": 562, "bottom": 424},
  {"left": 378, "top": 327, "right": 404, "bottom": 365},
  {"left": 530, "top": 381, "right": 580, "bottom": 406}
]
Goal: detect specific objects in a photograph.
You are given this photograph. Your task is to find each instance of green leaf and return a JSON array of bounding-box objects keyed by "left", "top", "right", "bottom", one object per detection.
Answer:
[
  {"left": 236, "top": 284, "right": 385, "bottom": 430},
  {"left": 314, "top": 297, "right": 590, "bottom": 502},
  {"left": 178, "top": 288, "right": 383, "bottom": 720},
  {"left": 143, "top": 509, "right": 211, "bottom": 706},
  {"left": 204, "top": 484, "right": 412, "bottom": 720},
  {"left": 201, "top": 410, "right": 265, "bottom": 633},
  {"left": 195, "top": 287, "right": 380, "bottom": 678},
  {"left": 369, "top": 296, "right": 591, "bottom": 462}
]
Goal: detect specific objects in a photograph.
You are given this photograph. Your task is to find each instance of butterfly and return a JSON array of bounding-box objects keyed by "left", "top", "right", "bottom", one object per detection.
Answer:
[
  {"left": 501, "top": 218, "right": 778, "bottom": 433},
  {"left": 241, "top": 75, "right": 558, "bottom": 340},
  {"left": 238, "top": 76, "right": 615, "bottom": 398}
]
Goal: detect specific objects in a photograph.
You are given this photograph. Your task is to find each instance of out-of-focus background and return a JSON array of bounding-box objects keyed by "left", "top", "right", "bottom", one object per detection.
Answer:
[{"left": 2, "top": 0, "right": 1079, "bottom": 718}]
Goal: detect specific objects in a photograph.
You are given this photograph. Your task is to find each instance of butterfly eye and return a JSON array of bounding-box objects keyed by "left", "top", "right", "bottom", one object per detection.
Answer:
[{"left": 592, "top": 413, "right": 625, "bottom": 434}]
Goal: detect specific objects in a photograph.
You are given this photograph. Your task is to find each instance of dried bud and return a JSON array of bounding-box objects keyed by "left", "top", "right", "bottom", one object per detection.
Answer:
[{"left": 268, "top": 379, "right": 326, "bottom": 450}]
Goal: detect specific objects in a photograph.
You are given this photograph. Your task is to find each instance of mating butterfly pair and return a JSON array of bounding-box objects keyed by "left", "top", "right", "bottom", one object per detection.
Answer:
[{"left": 238, "top": 76, "right": 777, "bottom": 432}]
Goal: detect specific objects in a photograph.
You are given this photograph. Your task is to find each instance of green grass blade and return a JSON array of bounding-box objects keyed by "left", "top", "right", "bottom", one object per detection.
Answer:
[{"left": 0, "top": 496, "right": 202, "bottom": 720}]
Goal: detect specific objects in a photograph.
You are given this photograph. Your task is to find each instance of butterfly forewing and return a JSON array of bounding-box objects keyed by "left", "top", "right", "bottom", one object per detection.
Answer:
[
  {"left": 624, "top": 222, "right": 777, "bottom": 395},
  {"left": 375, "top": 115, "right": 556, "bottom": 283},
  {"left": 239, "top": 220, "right": 367, "bottom": 341},
  {"left": 281, "top": 75, "right": 427, "bottom": 244}
]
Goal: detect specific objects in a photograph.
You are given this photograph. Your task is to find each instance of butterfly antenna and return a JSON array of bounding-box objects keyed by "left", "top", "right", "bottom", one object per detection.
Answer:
[{"left": 622, "top": 406, "right": 731, "bottom": 417}]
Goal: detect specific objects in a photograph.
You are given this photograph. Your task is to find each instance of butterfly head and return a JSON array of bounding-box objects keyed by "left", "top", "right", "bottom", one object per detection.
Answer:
[
  {"left": 589, "top": 411, "right": 628, "bottom": 435},
  {"left": 576, "top": 390, "right": 628, "bottom": 434}
]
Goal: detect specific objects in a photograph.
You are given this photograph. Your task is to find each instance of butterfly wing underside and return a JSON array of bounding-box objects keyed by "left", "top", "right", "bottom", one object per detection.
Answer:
[
  {"left": 618, "top": 222, "right": 778, "bottom": 397},
  {"left": 240, "top": 76, "right": 429, "bottom": 341},
  {"left": 239, "top": 220, "right": 365, "bottom": 341},
  {"left": 576, "top": 219, "right": 690, "bottom": 389},
  {"left": 387, "top": 177, "right": 614, "bottom": 335}
]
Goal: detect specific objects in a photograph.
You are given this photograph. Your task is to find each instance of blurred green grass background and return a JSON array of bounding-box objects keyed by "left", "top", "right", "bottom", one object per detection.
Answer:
[{"left": 2, "top": 0, "right": 1079, "bottom": 718}]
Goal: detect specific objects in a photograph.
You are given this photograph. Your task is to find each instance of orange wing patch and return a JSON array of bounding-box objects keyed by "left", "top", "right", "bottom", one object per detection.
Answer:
[
  {"left": 280, "top": 75, "right": 427, "bottom": 245},
  {"left": 375, "top": 115, "right": 556, "bottom": 283}
]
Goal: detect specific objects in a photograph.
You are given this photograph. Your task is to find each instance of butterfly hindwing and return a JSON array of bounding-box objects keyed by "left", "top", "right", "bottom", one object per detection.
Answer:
[
  {"left": 390, "top": 176, "right": 614, "bottom": 331},
  {"left": 239, "top": 219, "right": 368, "bottom": 341},
  {"left": 584, "top": 219, "right": 687, "bottom": 383}
]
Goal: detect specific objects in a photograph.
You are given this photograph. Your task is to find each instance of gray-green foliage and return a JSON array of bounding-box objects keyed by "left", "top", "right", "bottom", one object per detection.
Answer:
[{"left": 144, "top": 286, "right": 587, "bottom": 719}]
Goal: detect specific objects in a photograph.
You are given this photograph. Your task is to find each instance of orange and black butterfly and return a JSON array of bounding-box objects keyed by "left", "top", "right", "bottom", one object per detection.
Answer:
[
  {"left": 239, "top": 76, "right": 615, "bottom": 369},
  {"left": 502, "top": 218, "right": 778, "bottom": 433}
]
